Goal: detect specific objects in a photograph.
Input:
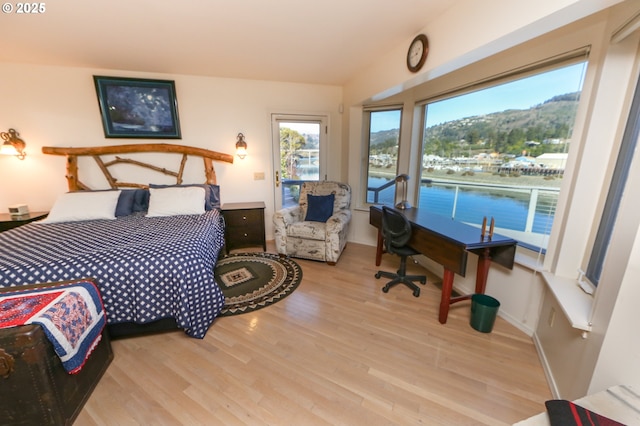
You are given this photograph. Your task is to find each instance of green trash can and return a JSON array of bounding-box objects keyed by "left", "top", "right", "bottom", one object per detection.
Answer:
[{"left": 470, "top": 294, "right": 500, "bottom": 333}]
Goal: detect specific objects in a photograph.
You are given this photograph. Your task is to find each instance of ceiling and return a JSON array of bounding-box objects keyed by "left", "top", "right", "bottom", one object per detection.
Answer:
[{"left": 0, "top": 0, "right": 454, "bottom": 85}]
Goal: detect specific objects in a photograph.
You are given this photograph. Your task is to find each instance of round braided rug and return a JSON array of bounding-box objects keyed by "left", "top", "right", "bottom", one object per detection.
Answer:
[{"left": 214, "top": 252, "right": 303, "bottom": 316}]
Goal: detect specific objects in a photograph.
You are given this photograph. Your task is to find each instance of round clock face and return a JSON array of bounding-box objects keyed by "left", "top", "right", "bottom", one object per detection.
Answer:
[{"left": 407, "top": 34, "right": 429, "bottom": 72}]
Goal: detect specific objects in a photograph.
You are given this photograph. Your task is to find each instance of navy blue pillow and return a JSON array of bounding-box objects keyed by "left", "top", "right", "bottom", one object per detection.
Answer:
[
  {"left": 209, "top": 184, "right": 221, "bottom": 209},
  {"left": 132, "top": 189, "right": 150, "bottom": 212},
  {"left": 305, "top": 194, "right": 335, "bottom": 222},
  {"left": 115, "top": 190, "right": 136, "bottom": 217},
  {"left": 149, "top": 184, "right": 220, "bottom": 210}
]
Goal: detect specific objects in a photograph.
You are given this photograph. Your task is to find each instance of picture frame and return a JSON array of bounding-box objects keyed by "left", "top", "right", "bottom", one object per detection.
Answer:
[{"left": 93, "top": 76, "right": 181, "bottom": 139}]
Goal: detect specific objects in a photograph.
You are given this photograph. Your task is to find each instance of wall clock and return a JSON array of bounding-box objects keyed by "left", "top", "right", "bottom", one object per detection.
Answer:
[{"left": 407, "top": 34, "right": 429, "bottom": 73}]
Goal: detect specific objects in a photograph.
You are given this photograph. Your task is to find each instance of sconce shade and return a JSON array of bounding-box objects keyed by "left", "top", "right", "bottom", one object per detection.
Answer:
[
  {"left": 0, "top": 142, "right": 19, "bottom": 156},
  {"left": 235, "top": 133, "right": 247, "bottom": 159},
  {"left": 0, "top": 128, "right": 26, "bottom": 160}
]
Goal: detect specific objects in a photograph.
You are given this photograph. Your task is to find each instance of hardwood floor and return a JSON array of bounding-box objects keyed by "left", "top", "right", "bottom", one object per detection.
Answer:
[{"left": 77, "top": 242, "right": 551, "bottom": 425}]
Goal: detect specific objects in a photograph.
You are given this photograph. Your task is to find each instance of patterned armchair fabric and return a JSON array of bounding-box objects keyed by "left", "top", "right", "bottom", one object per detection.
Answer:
[{"left": 273, "top": 181, "right": 351, "bottom": 265}]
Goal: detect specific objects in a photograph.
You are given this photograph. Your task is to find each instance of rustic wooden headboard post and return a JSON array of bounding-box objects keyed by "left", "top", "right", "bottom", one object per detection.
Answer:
[
  {"left": 66, "top": 155, "right": 80, "bottom": 191},
  {"left": 42, "top": 143, "right": 233, "bottom": 190},
  {"left": 204, "top": 157, "right": 217, "bottom": 185}
]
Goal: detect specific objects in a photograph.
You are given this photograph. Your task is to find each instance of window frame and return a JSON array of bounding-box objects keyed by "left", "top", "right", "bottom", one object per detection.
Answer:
[
  {"left": 362, "top": 105, "right": 403, "bottom": 207},
  {"left": 412, "top": 54, "right": 588, "bottom": 253},
  {"left": 585, "top": 69, "right": 640, "bottom": 287}
]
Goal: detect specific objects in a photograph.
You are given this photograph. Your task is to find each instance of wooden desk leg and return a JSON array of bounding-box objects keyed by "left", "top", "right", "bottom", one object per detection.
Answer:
[
  {"left": 375, "top": 229, "right": 383, "bottom": 266},
  {"left": 439, "top": 269, "right": 456, "bottom": 324},
  {"left": 475, "top": 247, "right": 492, "bottom": 294}
]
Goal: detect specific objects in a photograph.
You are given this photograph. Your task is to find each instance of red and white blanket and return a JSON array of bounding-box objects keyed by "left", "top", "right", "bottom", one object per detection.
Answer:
[{"left": 0, "top": 280, "right": 106, "bottom": 374}]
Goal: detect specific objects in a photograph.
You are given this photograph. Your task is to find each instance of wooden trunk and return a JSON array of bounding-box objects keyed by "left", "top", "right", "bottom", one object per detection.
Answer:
[{"left": 0, "top": 324, "right": 113, "bottom": 425}]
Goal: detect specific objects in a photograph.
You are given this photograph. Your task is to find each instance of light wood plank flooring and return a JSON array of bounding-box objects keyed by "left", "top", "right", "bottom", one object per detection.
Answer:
[{"left": 77, "top": 242, "right": 551, "bottom": 425}]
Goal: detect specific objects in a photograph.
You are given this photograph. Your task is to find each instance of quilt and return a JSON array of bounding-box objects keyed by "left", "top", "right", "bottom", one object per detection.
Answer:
[
  {"left": 0, "top": 210, "right": 226, "bottom": 338},
  {"left": 0, "top": 280, "right": 106, "bottom": 374}
]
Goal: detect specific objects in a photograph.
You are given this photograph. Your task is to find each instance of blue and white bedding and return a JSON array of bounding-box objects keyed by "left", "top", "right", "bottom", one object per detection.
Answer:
[{"left": 0, "top": 210, "right": 226, "bottom": 338}]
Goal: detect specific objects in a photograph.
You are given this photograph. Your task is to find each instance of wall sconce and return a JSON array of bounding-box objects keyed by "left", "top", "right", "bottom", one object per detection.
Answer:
[
  {"left": 235, "top": 133, "right": 248, "bottom": 159},
  {"left": 395, "top": 174, "right": 411, "bottom": 210},
  {"left": 0, "top": 128, "right": 27, "bottom": 160}
]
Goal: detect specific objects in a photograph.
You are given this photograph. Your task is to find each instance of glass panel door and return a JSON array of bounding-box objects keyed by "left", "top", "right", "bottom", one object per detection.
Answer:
[{"left": 272, "top": 114, "right": 327, "bottom": 209}]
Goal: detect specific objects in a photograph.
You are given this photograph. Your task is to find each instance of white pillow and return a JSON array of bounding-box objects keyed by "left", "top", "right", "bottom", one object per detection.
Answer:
[
  {"left": 42, "top": 190, "right": 121, "bottom": 223},
  {"left": 146, "top": 186, "right": 206, "bottom": 217}
]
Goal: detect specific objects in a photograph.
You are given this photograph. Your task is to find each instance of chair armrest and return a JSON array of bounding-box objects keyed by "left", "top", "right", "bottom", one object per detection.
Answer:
[
  {"left": 326, "top": 209, "right": 351, "bottom": 233},
  {"left": 273, "top": 206, "right": 303, "bottom": 228},
  {"left": 273, "top": 206, "right": 303, "bottom": 256}
]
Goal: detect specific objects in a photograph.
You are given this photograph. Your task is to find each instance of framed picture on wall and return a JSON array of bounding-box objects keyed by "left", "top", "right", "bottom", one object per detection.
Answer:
[{"left": 93, "top": 76, "right": 181, "bottom": 139}]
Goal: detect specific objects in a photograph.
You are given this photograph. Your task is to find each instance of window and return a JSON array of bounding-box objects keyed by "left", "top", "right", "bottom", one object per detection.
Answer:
[
  {"left": 365, "top": 108, "right": 402, "bottom": 204},
  {"left": 418, "top": 60, "right": 587, "bottom": 251},
  {"left": 585, "top": 71, "right": 640, "bottom": 286}
]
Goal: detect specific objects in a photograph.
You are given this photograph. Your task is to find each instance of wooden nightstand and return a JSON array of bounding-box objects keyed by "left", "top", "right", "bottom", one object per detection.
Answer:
[
  {"left": 0, "top": 211, "right": 48, "bottom": 233},
  {"left": 221, "top": 202, "right": 266, "bottom": 254}
]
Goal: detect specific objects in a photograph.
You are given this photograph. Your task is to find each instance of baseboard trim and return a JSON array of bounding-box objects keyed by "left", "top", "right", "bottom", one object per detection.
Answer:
[{"left": 533, "top": 332, "right": 560, "bottom": 398}]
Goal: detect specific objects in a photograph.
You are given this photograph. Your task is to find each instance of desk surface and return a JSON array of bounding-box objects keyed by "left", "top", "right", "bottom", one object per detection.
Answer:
[{"left": 396, "top": 207, "right": 517, "bottom": 250}]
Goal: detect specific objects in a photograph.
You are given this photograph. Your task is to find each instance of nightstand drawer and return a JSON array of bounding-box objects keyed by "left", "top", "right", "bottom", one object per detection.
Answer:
[
  {"left": 223, "top": 209, "right": 263, "bottom": 227},
  {"left": 226, "top": 226, "right": 261, "bottom": 243}
]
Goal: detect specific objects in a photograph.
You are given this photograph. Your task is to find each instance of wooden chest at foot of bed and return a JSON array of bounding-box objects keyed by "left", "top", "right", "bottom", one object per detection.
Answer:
[{"left": 0, "top": 324, "right": 113, "bottom": 426}]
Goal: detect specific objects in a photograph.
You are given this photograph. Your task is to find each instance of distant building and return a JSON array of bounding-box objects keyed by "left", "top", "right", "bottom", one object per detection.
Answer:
[
  {"left": 535, "top": 153, "right": 568, "bottom": 169},
  {"left": 543, "top": 138, "right": 564, "bottom": 144},
  {"left": 510, "top": 156, "right": 536, "bottom": 167}
]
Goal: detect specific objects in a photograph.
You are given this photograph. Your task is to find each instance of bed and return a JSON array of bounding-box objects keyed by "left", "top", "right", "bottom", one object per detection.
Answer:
[{"left": 0, "top": 143, "right": 234, "bottom": 338}]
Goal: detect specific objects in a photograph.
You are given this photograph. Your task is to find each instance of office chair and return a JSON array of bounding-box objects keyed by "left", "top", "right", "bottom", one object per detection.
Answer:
[{"left": 375, "top": 206, "right": 427, "bottom": 297}]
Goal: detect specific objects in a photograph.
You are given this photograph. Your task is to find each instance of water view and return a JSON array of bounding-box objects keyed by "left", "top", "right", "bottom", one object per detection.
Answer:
[{"left": 368, "top": 176, "right": 557, "bottom": 250}]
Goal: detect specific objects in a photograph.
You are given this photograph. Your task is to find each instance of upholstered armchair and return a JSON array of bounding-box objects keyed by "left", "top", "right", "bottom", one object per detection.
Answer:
[{"left": 273, "top": 181, "right": 351, "bottom": 265}]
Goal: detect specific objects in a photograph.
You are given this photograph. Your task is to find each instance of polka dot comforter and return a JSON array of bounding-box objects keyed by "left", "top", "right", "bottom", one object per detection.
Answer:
[{"left": 0, "top": 210, "right": 226, "bottom": 338}]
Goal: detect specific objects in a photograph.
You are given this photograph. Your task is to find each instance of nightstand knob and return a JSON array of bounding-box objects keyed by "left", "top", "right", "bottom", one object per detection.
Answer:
[{"left": 242, "top": 215, "right": 247, "bottom": 220}]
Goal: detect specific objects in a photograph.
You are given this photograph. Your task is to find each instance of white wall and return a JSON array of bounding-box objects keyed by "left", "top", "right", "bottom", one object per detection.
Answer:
[
  {"left": 591, "top": 208, "right": 640, "bottom": 393},
  {"left": 343, "top": 0, "right": 621, "bottom": 106},
  {"left": 0, "top": 63, "right": 343, "bottom": 239}
]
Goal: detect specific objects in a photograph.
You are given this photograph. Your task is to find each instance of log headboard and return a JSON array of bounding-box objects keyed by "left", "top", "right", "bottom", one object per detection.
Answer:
[{"left": 42, "top": 143, "right": 234, "bottom": 191}]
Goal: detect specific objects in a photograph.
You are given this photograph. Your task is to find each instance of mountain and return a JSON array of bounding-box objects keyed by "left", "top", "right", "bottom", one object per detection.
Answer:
[
  {"left": 370, "top": 92, "right": 580, "bottom": 157},
  {"left": 370, "top": 129, "right": 400, "bottom": 147}
]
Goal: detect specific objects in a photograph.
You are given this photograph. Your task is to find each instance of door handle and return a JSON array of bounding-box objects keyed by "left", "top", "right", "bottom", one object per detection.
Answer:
[{"left": 275, "top": 170, "right": 280, "bottom": 187}]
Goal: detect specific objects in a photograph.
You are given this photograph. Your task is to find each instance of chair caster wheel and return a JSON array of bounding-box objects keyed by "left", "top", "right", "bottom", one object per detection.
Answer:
[
  {"left": 375, "top": 272, "right": 381, "bottom": 279},
  {"left": 382, "top": 286, "right": 389, "bottom": 293},
  {"left": 413, "top": 289, "right": 420, "bottom": 297}
]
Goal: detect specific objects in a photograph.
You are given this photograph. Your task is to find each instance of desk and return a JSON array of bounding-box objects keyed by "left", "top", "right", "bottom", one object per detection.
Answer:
[{"left": 370, "top": 205, "right": 517, "bottom": 323}]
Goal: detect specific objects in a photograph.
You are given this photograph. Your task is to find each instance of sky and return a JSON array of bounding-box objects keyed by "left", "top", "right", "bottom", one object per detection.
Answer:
[
  {"left": 280, "top": 121, "right": 320, "bottom": 135},
  {"left": 371, "top": 62, "right": 587, "bottom": 132}
]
